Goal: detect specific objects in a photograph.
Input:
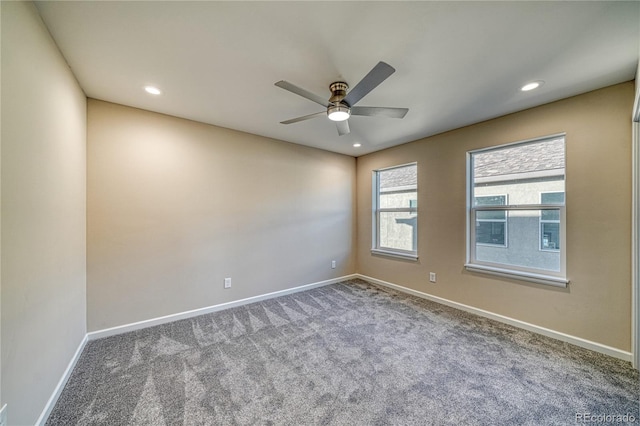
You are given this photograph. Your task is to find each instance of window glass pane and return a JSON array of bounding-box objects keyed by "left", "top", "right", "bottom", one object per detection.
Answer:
[
  {"left": 541, "top": 208, "right": 560, "bottom": 221},
  {"left": 379, "top": 165, "right": 417, "bottom": 190},
  {"left": 541, "top": 222, "right": 560, "bottom": 250},
  {"left": 475, "top": 195, "right": 506, "bottom": 245},
  {"left": 469, "top": 136, "right": 565, "bottom": 277},
  {"left": 475, "top": 195, "right": 506, "bottom": 206},
  {"left": 379, "top": 190, "right": 417, "bottom": 209},
  {"left": 541, "top": 193, "right": 564, "bottom": 220},
  {"left": 477, "top": 210, "right": 506, "bottom": 220},
  {"left": 541, "top": 192, "right": 565, "bottom": 204},
  {"left": 475, "top": 209, "right": 560, "bottom": 271},
  {"left": 375, "top": 163, "right": 417, "bottom": 256},
  {"left": 476, "top": 220, "right": 505, "bottom": 245},
  {"left": 379, "top": 211, "right": 417, "bottom": 252},
  {"left": 379, "top": 164, "right": 417, "bottom": 209},
  {"left": 473, "top": 138, "right": 565, "bottom": 204}
]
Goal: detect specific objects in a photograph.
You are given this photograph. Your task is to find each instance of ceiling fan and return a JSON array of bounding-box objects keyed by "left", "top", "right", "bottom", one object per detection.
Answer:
[{"left": 275, "top": 61, "right": 409, "bottom": 136}]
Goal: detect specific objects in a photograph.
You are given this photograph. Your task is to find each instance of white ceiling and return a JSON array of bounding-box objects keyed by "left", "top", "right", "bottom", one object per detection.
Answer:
[{"left": 35, "top": 1, "right": 639, "bottom": 156}]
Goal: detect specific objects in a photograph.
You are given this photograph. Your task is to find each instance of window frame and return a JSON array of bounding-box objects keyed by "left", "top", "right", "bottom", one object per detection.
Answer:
[
  {"left": 465, "top": 134, "right": 568, "bottom": 287},
  {"left": 371, "top": 162, "right": 418, "bottom": 260}
]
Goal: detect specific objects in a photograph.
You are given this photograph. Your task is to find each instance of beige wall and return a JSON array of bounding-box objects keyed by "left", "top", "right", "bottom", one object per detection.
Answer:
[
  {"left": 87, "top": 100, "right": 356, "bottom": 331},
  {"left": 0, "top": 0, "right": 3, "bottom": 410},
  {"left": 1, "top": 2, "right": 87, "bottom": 425},
  {"left": 0, "top": 3, "right": 634, "bottom": 421},
  {"left": 357, "top": 82, "right": 634, "bottom": 352}
]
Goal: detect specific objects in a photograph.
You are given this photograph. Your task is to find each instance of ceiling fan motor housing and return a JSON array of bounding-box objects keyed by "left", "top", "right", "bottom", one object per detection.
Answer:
[{"left": 329, "top": 82, "right": 349, "bottom": 104}]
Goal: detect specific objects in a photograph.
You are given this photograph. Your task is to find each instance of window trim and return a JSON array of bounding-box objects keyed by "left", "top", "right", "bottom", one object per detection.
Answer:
[
  {"left": 464, "top": 263, "right": 569, "bottom": 287},
  {"left": 465, "top": 133, "right": 568, "bottom": 287},
  {"left": 372, "top": 162, "right": 418, "bottom": 260}
]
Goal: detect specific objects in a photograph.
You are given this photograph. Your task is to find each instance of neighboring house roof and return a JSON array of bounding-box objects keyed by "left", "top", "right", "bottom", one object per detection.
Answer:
[
  {"left": 380, "top": 165, "right": 417, "bottom": 190},
  {"left": 380, "top": 138, "right": 563, "bottom": 190},
  {"left": 474, "top": 137, "right": 564, "bottom": 179}
]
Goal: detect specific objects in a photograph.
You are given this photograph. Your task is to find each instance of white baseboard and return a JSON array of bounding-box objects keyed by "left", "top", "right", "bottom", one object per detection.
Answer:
[
  {"left": 39, "top": 272, "right": 631, "bottom": 425},
  {"left": 356, "top": 274, "right": 633, "bottom": 363},
  {"left": 38, "top": 275, "right": 356, "bottom": 425},
  {"left": 35, "top": 334, "right": 88, "bottom": 426},
  {"left": 87, "top": 274, "right": 358, "bottom": 341}
]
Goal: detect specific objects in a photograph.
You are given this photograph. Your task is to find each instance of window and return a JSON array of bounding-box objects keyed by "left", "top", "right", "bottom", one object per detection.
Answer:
[
  {"left": 466, "top": 135, "right": 567, "bottom": 286},
  {"left": 475, "top": 195, "right": 507, "bottom": 246},
  {"left": 540, "top": 192, "right": 564, "bottom": 251},
  {"left": 372, "top": 163, "right": 417, "bottom": 259}
]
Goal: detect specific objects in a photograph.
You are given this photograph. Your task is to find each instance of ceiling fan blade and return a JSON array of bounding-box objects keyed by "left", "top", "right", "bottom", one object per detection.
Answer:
[
  {"left": 336, "top": 119, "right": 350, "bottom": 136},
  {"left": 275, "top": 81, "right": 329, "bottom": 108},
  {"left": 351, "top": 106, "right": 409, "bottom": 119},
  {"left": 343, "top": 61, "right": 395, "bottom": 107},
  {"left": 280, "top": 111, "right": 326, "bottom": 125}
]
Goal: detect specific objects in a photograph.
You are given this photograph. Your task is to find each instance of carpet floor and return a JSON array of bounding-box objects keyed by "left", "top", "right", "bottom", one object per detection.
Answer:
[{"left": 46, "top": 279, "right": 639, "bottom": 425}]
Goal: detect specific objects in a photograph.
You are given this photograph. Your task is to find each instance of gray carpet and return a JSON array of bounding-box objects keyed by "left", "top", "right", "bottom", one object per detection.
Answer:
[{"left": 46, "top": 279, "right": 639, "bottom": 425}]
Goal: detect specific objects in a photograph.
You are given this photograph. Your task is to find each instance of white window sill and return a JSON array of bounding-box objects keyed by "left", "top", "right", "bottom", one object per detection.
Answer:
[
  {"left": 371, "top": 248, "right": 418, "bottom": 261},
  {"left": 464, "top": 263, "right": 568, "bottom": 288}
]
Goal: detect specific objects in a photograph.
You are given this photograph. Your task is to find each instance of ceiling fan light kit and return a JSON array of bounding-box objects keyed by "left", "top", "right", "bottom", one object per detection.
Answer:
[
  {"left": 327, "top": 104, "right": 350, "bottom": 121},
  {"left": 275, "top": 61, "right": 409, "bottom": 136}
]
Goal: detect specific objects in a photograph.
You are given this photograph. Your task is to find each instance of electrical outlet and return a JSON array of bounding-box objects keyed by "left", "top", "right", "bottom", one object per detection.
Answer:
[
  {"left": 429, "top": 272, "right": 436, "bottom": 283},
  {"left": 331, "top": 260, "right": 336, "bottom": 269},
  {"left": 0, "top": 404, "right": 8, "bottom": 426},
  {"left": 224, "top": 277, "right": 231, "bottom": 289}
]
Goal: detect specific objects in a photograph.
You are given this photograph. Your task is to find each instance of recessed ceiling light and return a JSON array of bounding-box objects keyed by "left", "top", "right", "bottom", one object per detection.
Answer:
[
  {"left": 144, "top": 86, "right": 161, "bottom": 95},
  {"left": 353, "top": 143, "right": 362, "bottom": 148},
  {"left": 521, "top": 81, "right": 544, "bottom": 92}
]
